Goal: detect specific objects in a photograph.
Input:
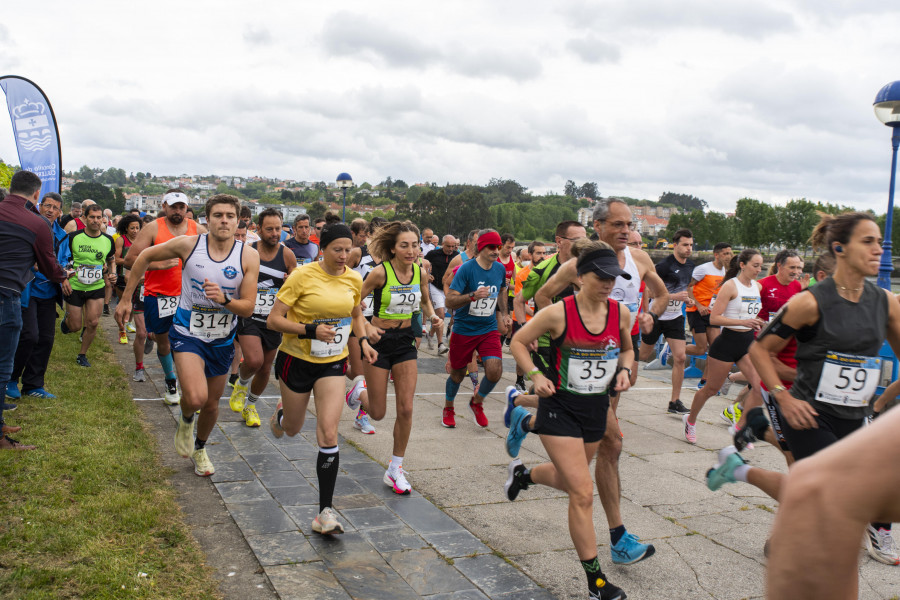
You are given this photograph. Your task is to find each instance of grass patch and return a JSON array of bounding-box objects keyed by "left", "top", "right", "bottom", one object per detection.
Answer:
[{"left": 0, "top": 322, "right": 220, "bottom": 599}]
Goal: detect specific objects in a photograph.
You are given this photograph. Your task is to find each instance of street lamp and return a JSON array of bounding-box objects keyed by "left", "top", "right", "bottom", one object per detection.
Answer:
[
  {"left": 874, "top": 81, "right": 900, "bottom": 290},
  {"left": 336, "top": 172, "right": 353, "bottom": 222}
]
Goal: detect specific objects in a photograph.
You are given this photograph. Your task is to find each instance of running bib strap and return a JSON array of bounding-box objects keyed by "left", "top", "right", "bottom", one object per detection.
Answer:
[
  {"left": 566, "top": 348, "right": 619, "bottom": 394},
  {"left": 254, "top": 287, "right": 278, "bottom": 316},
  {"left": 76, "top": 264, "right": 103, "bottom": 285},
  {"left": 189, "top": 305, "right": 233, "bottom": 340},
  {"left": 470, "top": 294, "right": 498, "bottom": 317},
  {"left": 310, "top": 317, "right": 352, "bottom": 358},
  {"left": 157, "top": 295, "right": 179, "bottom": 317},
  {"left": 814, "top": 352, "right": 881, "bottom": 408}
]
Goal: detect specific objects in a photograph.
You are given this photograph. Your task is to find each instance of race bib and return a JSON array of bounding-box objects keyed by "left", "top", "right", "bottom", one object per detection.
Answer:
[
  {"left": 76, "top": 264, "right": 103, "bottom": 285},
  {"left": 138, "top": 284, "right": 145, "bottom": 299},
  {"left": 470, "top": 293, "right": 498, "bottom": 317},
  {"left": 708, "top": 295, "right": 717, "bottom": 309},
  {"left": 741, "top": 296, "right": 761, "bottom": 319},
  {"left": 189, "top": 305, "right": 233, "bottom": 340},
  {"left": 254, "top": 287, "right": 277, "bottom": 317},
  {"left": 567, "top": 348, "right": 619, "bottom": 394},
  {"left": 362, "top": 294, "right": 375, "bottom": 317},
  {"left": 664, "top": 298, "right": 683, "bottom": 316},
  {"left": 157, "top": 295, "right": 179, "bottom": 317},
  {"left": 815, "top": 352, "right": 881, "bottom": 408},
  {"left": 309, "top": 317, "right": 352, "bottom": 358},
  {"left": 386, "top": 284, "right": 421, "bottom": 315}
]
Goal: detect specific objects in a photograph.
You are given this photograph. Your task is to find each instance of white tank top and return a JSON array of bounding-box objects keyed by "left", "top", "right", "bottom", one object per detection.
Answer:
[
  {"left": 723, "top": 277, "right": 761, "bottom": 332},
  {"left": 611, "top": 247, "right": 642, "bottom": 330},
  {"left": 173, "top": 234, "right": 244, "bottom": 345}
]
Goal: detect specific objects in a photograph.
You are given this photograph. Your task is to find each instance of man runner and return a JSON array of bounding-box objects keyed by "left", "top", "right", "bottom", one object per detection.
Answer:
[
  {"left": 228, "top": 209, "right": 296, "bottom": 426},
  {"left": 117, "top": 194, "right": 259, "bottom": 476},
  {"left": 423, "top": 235, "right": 459, "bottom": 355},
  {"left": 686, "top": 242, "right": 733, "bottom": 391},
  {"left": 58, "top": 204, "right": 116, "bottom": 367},
  {"left": 284, "top": 214, "right": 319, "bottom": 266},
  {"left": 125, "top": 190, "right": 204, "bottom": 405}
]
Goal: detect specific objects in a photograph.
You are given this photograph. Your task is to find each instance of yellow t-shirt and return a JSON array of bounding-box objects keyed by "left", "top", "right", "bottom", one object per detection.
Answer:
[{"left": 276, "top": 262, "right": 363, "bottom": 363}]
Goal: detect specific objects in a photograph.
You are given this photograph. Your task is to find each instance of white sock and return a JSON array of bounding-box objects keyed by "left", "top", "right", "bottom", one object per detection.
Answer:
[
  {"left": 247, "top": 392, "right": 259, "bottom": 404},
  {"left": 238, "top": 375, "right": 252, "bottom": 388},
  {"left": 733, "top": 464, "right": 751, "bottom": 483},
  {"left": 390, "top": 455, "right": 403, "bottom": 471}
]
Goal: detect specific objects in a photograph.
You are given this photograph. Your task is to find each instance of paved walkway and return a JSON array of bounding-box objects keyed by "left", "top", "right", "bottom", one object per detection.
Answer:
[{"left": 104, "top": 316, "right": 899, "bottom": 600}]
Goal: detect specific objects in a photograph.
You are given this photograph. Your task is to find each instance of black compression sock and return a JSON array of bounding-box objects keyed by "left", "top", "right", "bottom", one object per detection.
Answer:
[
  {"left": 581, "top": 556, "right": 606, "bottom": 596},
  {"left": 194, "top": 438, "right": 206, "bottom": 451},
  {"left": 182, "top": 413, "right": 194, "bottom": 424},
  {"left": 317, "top": 447, "right": 340, "bottom": 512},
  {"left": 610, "top": 524, "right": 626, "bottom": 546}
]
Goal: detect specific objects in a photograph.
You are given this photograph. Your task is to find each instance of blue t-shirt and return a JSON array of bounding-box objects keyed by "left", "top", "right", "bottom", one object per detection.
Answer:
[{"left": 450, "top": 258, "right": 508, "bottom": 336}]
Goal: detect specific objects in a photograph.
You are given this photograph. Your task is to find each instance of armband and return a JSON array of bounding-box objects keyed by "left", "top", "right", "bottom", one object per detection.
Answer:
[
  {"left": 757, "top": 308, "right": 796, "bottom": 341},
  {"left": 525, "top": 368, "right": 541, "bottom": 380},
  {"left": 298, "top": 323, "right": 318, "bottom": 339}
]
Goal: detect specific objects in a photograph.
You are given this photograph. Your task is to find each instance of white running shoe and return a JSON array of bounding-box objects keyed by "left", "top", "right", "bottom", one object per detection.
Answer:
[
  {"left": 683, "top": 414, "right": 697, "bottom": 444},
  {"left": 174, "top": 416, "right": 195, "bottom": 458},
  {"left": 437, "top": 343, "right": 449, "bottom": 355},
  {"left": 346, "top": 376, "right": 366, "bottom": 413},
  {"left": 191, "top": 447, "right": 215, "bottom": 476},
  {"left": 312, "top": 507, "right": 345, "bottom": 535},
  {"left": 383, "top": 462, "right": 412, "bottom": 495},
  {"left": 865, "top": 524, "right": 900, "bottom": 565},
  {"left": 353, "top": 410, "right": 376, "bottom": 434},
  {"left": 163, "top": 380, "right": 180, "bottom": 406}
]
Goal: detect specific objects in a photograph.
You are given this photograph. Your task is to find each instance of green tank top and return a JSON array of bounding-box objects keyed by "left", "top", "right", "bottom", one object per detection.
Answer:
[
  {"left": 374, "top": 261, "right": 422, "bottom": 320},
  {"left": 68, "top": 230, "right": 115, "bottom": 291}
]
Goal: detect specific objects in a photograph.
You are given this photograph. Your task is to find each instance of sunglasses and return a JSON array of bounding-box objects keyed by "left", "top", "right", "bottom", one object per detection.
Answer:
[{"left": 482, "top": 245, "right": 499, "bottom": 251}]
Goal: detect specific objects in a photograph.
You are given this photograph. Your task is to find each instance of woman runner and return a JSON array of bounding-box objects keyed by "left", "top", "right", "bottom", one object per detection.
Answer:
[
  {"left": 267, "top": 223, "right": 378, "bottom": 535},
  {"left": 504, "top": 241, "right": 632, "bottom": 600},
  {"left": 113, "top": 215, "right": 142, "bottom": 345}
]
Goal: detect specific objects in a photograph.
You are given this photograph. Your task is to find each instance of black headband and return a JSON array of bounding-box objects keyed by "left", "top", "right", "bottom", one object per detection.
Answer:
[
  {"left": 576, "top": 248, "right": 630, "bottom": 279},
  {"left": 319, "top": 223, "right": 353, "bottom": 249}
]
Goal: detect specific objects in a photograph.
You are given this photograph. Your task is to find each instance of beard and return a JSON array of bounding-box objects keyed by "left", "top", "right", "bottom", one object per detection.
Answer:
[{"left": 167, "top": 212, "right": 184, "bottom": 225}]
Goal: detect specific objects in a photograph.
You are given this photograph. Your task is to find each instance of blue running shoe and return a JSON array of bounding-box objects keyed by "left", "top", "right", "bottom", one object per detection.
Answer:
[
  {"left": 611, "top": 530, "right": 656, "bottom": 565},
  {"left": 659, "top": 342, "right": 671, "bottom": 366},
  {"left": 504, "top": 385, "right": 520, "bottom": 428},
  {"left": 506, "top": 406, "right": 530, "bottom": 458},
  {"left": 24, "top": 388, "right": 56, "bottom": 399},
  {"left": 6, "top": 382, "right": 21, "bottom": 399},
  {"left": 2, "top": 401, "right": 17, "bottom": 411},
  {"left": 706, "top": 447, "right": 747, "bottom": 491}
]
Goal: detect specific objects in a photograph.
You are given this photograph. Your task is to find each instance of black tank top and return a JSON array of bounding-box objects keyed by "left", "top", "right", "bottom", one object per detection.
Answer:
[
  {"left": 792, "top": 277, "right": 888, "bottom": 419},
  {"left": 250, "top": 242, "right": 290, "bottom": 323}
]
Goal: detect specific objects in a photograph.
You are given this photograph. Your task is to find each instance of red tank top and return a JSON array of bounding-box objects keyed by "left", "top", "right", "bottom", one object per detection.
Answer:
[
  {"left": 758, "top": 275, "right": 801, "bottom": 390},
  {"left": 144, "top": 217, "right": 198, "bottom": 297},
  {"left": 551, "top": 295, "right": 622, "bottom": 395}
]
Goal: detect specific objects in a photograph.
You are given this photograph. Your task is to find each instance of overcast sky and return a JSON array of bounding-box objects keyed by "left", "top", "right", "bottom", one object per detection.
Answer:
[{"left": 2, "top": 1, "right": 900, "bottom": 213}]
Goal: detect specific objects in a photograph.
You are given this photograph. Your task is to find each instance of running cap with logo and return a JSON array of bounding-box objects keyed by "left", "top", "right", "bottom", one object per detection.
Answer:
[
  {"left": 577, "top": 248, "right": 631, "bottom": 280},
  {"left": 162, "top": 192, "right": 189, "bottom": 206},
  {"left": 476, "top": 231, "right": 502, "bottom": 252}
]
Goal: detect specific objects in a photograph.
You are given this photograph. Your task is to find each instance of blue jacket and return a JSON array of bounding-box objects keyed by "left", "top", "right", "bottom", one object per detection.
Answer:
[{"left": 22, "top": 219, "right": 68, "bottom": 306}]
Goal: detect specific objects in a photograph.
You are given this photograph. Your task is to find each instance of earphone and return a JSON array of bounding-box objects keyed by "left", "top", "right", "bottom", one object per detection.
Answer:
[{"left": 834, "top": 244, "right": 843, "bottom": 253}]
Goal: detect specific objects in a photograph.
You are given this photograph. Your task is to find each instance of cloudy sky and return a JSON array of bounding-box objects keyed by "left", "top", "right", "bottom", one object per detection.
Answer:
[{"left": 2, "top": 1, "right": 900, "bottom": 213}]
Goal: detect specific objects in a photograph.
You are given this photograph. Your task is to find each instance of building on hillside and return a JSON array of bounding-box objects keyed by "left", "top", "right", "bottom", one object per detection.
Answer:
[
  {"left": 577, "top": 207, "right": 592, "bottom": 227},
  {"left": 635, "top": 215, "right": 669, "bottom": 236}
]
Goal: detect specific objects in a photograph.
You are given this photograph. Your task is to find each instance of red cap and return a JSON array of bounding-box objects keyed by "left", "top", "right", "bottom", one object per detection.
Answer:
[{"left": 476, "top": 231, "right": 502, "bottom": 252}]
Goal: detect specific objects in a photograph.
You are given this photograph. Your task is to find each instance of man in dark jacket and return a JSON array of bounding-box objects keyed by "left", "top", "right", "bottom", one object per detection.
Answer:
[{"left": 0, "top": 171, "right": 69, "bottom": 449}]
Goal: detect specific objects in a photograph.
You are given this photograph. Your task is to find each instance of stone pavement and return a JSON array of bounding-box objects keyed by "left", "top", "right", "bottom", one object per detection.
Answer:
[{"left": 103, "top": 316, "right": 899, "bottom": 600}]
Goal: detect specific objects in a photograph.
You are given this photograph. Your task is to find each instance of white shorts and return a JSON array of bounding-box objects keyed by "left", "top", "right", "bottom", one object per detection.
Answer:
[{"left": 429, "top": 283, "right": 446, "bottom": 310}]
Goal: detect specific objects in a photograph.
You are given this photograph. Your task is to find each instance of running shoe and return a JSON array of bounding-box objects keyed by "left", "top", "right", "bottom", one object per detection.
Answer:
[
  {"left": 667, "top": 399, "right": 690, "bottom": 414},
  {"left": 191, "top": 447, "right": 215, "bottom": 476},
  {"left": 693, "top": 379, "right": 706, "bottom": 391},
  {"left": 706, "top": 446, "right": 746, "bottom": 491},
  {"left": 144, "top": 336, "right": 154, "bottom": 354},
  {"left": 133, "top": 368, "right": 147, "bottom": 382},
  {"left": 60, "top": 317, "right": 71, "bottom": 334},
  {"left": 683, "top": 414, "right": 697, "bottom": 444},
  {"left": 229, "top": 381, "right": 248, "bottom": 412},
  {"left": 504, "top": 385, "right": 520, "bottom": 428},
  {"left": 270, "top": 401, "right": 284, "bottom": 439},
  {"left": 2, "top": 401, "right": 17, "bottom": 411},
  {"left": 588, "top": 578, "right": 627, "bottom": 600},
  {"left": 437, "top": 343, "right": 449, "bottom": 355},
  {"left": 720, "top": 402, "right": 742, "bottom": 426},
  {"left": 312, "top": 507, "right": 345, "bottom": 535},
  {"left": 119, "top": 332, "right": 128, "bottom": 345},
  {"left": 24, "top": 388, "right": 55, "bottom": 399},
  {"left": 6, "top": 382, "right": 20, "bottom": 399},
  {"left": 79, "top": 328, "right": 84, "bottom": 343},
  {"left": 103, "top": 304, "right": 110, "bottom": 316},
  {"left": 717, "top": 377, "right": 733, "bottom": 396},
  {"left": 163, "top": 379, "right": 180, "bottom": 405},
  {"left": 242, "top": 404, "right": 261, "bottom": 427},
  {"left": 504, "top": 458, "right": 530, "bottom": 501},
  {"left": 383, "top": 462, "right": 412, "bottom": 495},
  {"left": 345, "top": 376, "right": 366, "bottom": 413},
  {"left": 76, "top": 354, "right": 91, "bottom": 368},
  {"left": 228, "top": 373, "right": 238, "bottom": 388},
  {"left": 174, "top": 416, "right": 194, "bottom": 458},
  {"left": 441, "top": 406, "right": 456, "bottom": 428},
  {"left": 506, "top": 406, "right": 530, "bottom": 457},
  {"left": 611, "top": 530, "right": 656, "bottom": 565},
  {"left": 728, "top": 425, "right": 754, "bottom": 450},
  {"left": 353, "top": 409, "right": 375, "bottom": 434},
  {"left": 515, "top": 378, "right": 527, "bottom": 393},
  {"left": 659, "top": 341, "right": 671, "bottom": 366},
  {"left": 424, "top": 333, "right": 434, "bottom": 350},
  {"left": 865, "top": 525, "right": 900, "bottom": 565},
  {"left": 126, "top": 321, "right": 136, "bottom": 333},
  {"left": 469, "top": 398, "right": 488, "bottom": 427}
]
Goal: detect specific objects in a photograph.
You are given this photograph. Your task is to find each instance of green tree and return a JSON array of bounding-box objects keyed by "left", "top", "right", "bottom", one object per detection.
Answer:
[
  {"left": 0, "top": 159, "right": 15, "bottom": 189},
  {"left": 564, "top": 179, "right": 578, "bottom": 199},
  {"left": 306, "top": 201, "right": 328, "bottom": 220},
  {"left": 67, "top": 181, "right": 115, "bottom": 209},
  {"left": 776, "top": 198, "right": 820, "bottom": 251},
  {"left": 734, "top": 198, "right": 777, "bottom": 248},
  {"left": 579, "top": 182, "right": 599, "bottom": 200},
  {"left": 111, "top": 188, "right": 127, "bottom": 214},
  {"left": 659, "top": 191, "right": 708, "bottom": 212},
  {"left": 77, "top": 165, "right": 95, "bottom": 182}
]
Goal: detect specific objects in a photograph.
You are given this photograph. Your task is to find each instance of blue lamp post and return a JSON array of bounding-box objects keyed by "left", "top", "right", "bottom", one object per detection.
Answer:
[
  {"left": 336, "top": 172, "right": 353, "bottom": 222},
  {"left": 874, "top": 81, "right": 900, "bottom": 290}
]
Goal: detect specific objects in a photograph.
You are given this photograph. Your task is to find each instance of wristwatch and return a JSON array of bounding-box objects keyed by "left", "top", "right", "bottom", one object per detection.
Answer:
[{"left": 221, "top": 292, "right": 232, "bottom": 305}]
